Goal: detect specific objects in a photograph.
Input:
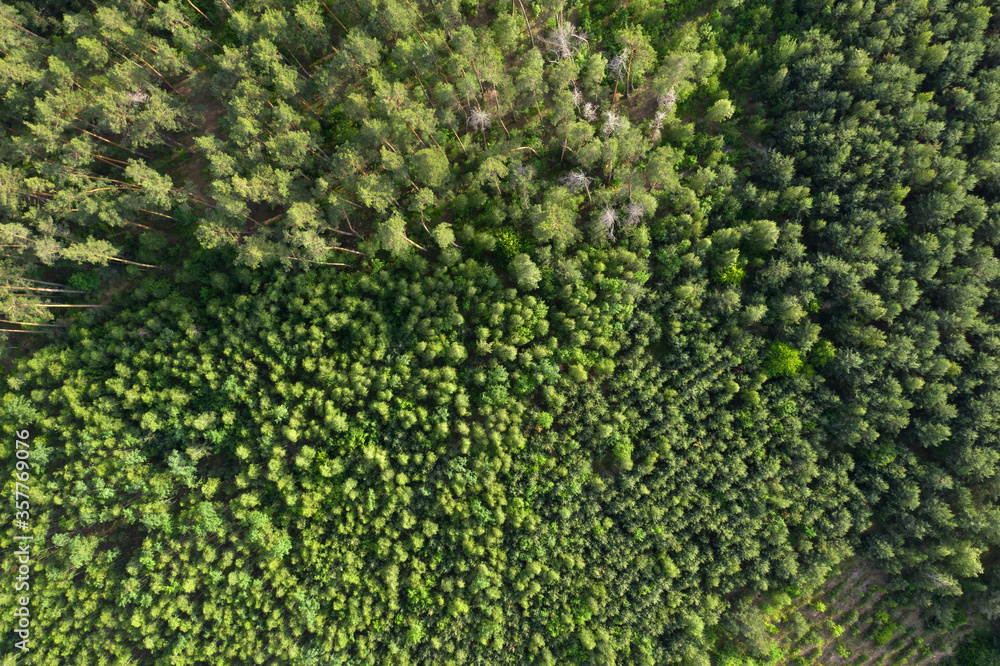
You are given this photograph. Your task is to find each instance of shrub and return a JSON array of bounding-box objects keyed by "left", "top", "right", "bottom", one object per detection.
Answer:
[{"left": 873, "top": 622, "right": 895, "bottom": 645}]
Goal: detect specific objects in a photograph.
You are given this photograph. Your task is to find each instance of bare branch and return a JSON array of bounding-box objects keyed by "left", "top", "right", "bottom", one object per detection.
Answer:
[
  {"left": 651, "top": 109, "right": 669, "bottom": 142},
  {"left": 559, "top": 170, "right": 592, "bottom": 203},
  {"left": 608, "top": 51, "right": 628, "bottom": 82},
  {"left": 542, "top": 23, "right": 588, "bottom": 61},
  {"left": 624, "top": 201, "right": 646, "bottom": 226},
  {"left": 599, "top": 207, "right": 618, "bottom": 240},
  {"left": 602, "top": 110, "right": 625, "bottom": 138},
  {"left": 467, "top": 109, "right": 492, "bottom": 132},
  {"left": 657, "top": 88, "right": 677, "bottom": 111}
]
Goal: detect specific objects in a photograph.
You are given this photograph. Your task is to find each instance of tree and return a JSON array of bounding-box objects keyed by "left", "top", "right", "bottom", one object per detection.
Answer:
[
  {"left": 412, "top": 148, "right": 450, "bottom": 190},
  {"left": 337, "top": 29, "right": 382, "bottom": 72},
  {"left": 597, "top": 207, "right": 618, "bottom": 239},
  {"left": 543, "top": 23, "right": 587, "bottom": 62},
  {"left": 582, "top": 53, "right": 608, "bottom": 94},
  {"left": 705, "top": 98, "right": 735, "bottom": 124},
  {"left": 615, "top": 26, "right": 657, "bottom": 95},
  {"left": 379, "top": 211, "right": 425, "bottom": 257},
  {"left": 515, "top": 49, "right": 547, "bottom": 119},
  {"left": 511, "top": 253, "right": 541, "bottom": 290},
  {"left": 467, "top": 109, "right": 492, "bottom": 148},
  {"left": 744, "top": 220, "right": 779, "bottom": 254},
  {"left": 431, "top": 223, "right": 455, "bottom": 249},
  {"left": 559, "top": 169, "right": 592, "bottom": 203},
  {"left": 529, "top": 186, "right": 581, "bottom": 248},
  {"left": 765, "top": 343, "right": 803, "bottom": 376}
]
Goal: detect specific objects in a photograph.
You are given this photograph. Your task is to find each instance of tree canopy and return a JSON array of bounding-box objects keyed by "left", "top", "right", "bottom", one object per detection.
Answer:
[{"left": 1, "top": 0, "right": 999, "bottom": 662}]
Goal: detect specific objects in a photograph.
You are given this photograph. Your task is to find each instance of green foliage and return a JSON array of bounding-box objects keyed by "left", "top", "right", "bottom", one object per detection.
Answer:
[
  {"left": 809, "top": 340, "right": 835, "bottom": 368},
  {"left": 718, "top": 262, "right": 745, "bottom": 285},
  {"left": 2, "top": 0, "right": 1000, "bottom": 661},
  {"left": 953, "top": 633, "right": 1000, "bottom": 666},
  {"left": 67, "top": 270, "right": 101, "bottom": 292},
  {"left": 495, "top": 228, "right": 524, "bottom": 260},
  {"left": 873, "top": 622, "right": 896, "bottom": 645},
  {"left": 378, "top": 211, "right": 417, "bottom": 257},
  {"left": 765, "top": 343, "right": 803, "bottom": 377},
  {"left": 411, "top": 148, "right": 451, "bottom": 190},
  {"left": 511, "top": 253, "right": 542, "bottom": 290},
  {"left": 706, "top": 98, "right": 736, "bottom": 124}
]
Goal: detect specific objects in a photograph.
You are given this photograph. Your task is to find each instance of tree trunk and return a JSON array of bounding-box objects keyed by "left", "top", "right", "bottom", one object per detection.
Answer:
[
  {"left": 451, "top": 129, "right": 468, "bottom": 155},
  {"left": 405, "top": 236, "right": 427, "bottom": 252},
  {"left": 0, "top": 319, "right": 66, "bottom": 327},
  {"left": 517, "top": 0, "right": 535, "bottom": 48},
  {"left": 1, "top": 286, "right": 87, "bottom": 294}
]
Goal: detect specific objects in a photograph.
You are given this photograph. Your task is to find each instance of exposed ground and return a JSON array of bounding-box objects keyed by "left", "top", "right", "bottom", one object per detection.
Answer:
[{"left": 755, "top": 560, "right": 978, "bottom": 665}]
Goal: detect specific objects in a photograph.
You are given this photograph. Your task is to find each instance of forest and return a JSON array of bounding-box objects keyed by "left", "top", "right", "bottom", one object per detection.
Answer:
[{"left": 0, "top": 0, "right": 998, "bottom": 663}]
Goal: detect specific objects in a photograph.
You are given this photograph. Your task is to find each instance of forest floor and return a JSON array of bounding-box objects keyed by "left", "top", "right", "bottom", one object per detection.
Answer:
[
  {"left": 170, "top": 73, "right": 223, "bottom": 209},
  {"left": 763, "top": 559, "right": 979, "bottom": 665}
]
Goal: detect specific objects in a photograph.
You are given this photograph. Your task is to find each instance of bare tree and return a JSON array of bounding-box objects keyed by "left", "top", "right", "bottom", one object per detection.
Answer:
[
  {"left": 608, "top": 51, "right": 627, "bottom": 83},
  {"left": 650, "top": 110, "right": 669, "bottom": 142},
  {"left": 598, "top": 207, "right": 618, "bottom": 240},
  {"left": 608, "top": 50, "right": 628, "bottom": 98},
  {"left": 467, "top": 109, "right": 491, "bottom": 131},
  {"left": 467, "top": 109, "right": 492, "bottom": 148},
  {"left": 602, "top": 110, "right": 625, "bottom": 138},
  {"left": 543, "top": 23, "right": 588, "bottom": 62},
  {"left": 657, "top": 88, "right": 677, "bottom": 111},
  {"left": 510, "top": 163, "right": 535, "bottom": 207},
  {"left": 581, "top": 102, "right": 597, "bottom": 123},
  {"left": 559, "top": 169, "right": 592, "bottom": 203},
  {"left": 127, "top": 90, "right": 150, "bottom": 106},
  {"left": 624, "top": 201, "right": 646, "bottom": 227},
  {"left": 483, "top": 88, "right": 499, "bottom": 109}
]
